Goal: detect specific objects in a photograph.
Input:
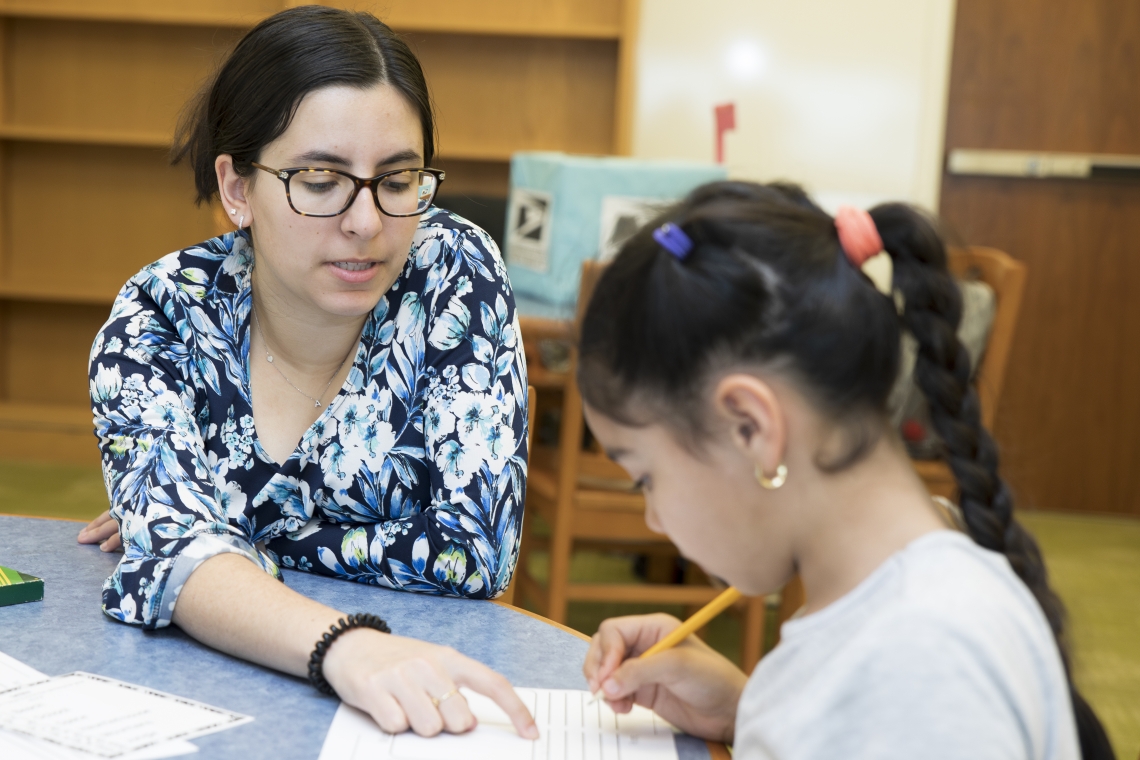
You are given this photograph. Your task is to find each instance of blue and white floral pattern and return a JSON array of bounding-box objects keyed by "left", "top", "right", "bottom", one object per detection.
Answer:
[{"left": 89, "top": 209, "right": 528, "bottom": 629}]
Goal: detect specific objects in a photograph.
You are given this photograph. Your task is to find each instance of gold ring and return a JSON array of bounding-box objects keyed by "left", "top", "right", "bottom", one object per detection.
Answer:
[{"left": 431, "top": 688, "right": 460, "bottom": 707}]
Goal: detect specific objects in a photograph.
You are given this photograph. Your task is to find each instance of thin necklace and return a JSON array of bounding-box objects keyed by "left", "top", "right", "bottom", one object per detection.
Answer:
[{"left": 252, "top": 306, "right": 356, "bottom": 409}]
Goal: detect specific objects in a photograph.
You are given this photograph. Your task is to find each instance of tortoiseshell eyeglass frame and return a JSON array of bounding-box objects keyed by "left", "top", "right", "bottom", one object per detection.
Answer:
[{"left": 250, "top": 162, "right": 446, "bottom": 218}]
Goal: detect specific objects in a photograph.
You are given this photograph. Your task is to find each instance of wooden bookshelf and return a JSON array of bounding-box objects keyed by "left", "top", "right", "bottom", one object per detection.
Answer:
[
  {"left": 0, "top": 0, "right": 640, "bottom": 464},
  {"left": 0, "top": 0, "right": 625, "bottom": 38}
]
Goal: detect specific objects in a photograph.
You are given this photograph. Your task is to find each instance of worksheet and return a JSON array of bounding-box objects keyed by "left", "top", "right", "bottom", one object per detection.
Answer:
[
  {"left": 318, "top": 688, "right": 679, "bottom": 760},
  {"left": 0, "top": 650, "right": 42, "bottom": 690},
  {"left": 0, "top": 729, "right": 198, "bottom": 760},
  {"left": 0, "top": 651, "right": 199, "bottom": 759},
  {"left": 0, "top": 664, "right": 248, "bottom": 758}
]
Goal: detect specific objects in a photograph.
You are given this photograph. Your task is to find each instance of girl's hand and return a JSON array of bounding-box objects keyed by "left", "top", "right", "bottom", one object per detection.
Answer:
[
  {"left": 584, "top": 614, "right": 748, "bottom": 744},
  {"left": 323, "top": 627, "right": 540, "bottom": 739},
  {"left": 77, "top": 510, "right": 122, "bottom": 552}
]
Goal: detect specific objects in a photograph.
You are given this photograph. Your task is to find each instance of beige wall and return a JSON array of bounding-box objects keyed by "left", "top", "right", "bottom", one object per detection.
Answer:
[{"left": 632, "top": 0, "right": 957, "bottom": 212}]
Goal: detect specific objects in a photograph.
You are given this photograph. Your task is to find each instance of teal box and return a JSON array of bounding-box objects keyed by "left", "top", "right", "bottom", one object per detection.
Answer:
[{"left": 504, "top": 152, "right": 727, "bottom": 317}]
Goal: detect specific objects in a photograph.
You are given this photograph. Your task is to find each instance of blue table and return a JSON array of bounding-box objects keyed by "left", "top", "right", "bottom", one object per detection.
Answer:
[{"left": 0, "top": 516, "right": 713, "bottom": 758}]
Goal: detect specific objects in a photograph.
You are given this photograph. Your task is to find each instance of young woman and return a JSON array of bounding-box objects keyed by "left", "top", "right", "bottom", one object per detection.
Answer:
[
  {"left": 76, "top": 6, "right": 536, "bottom": 739},
  {"left": 579, "top": 182, "right": 1114, "bottom": 758}
]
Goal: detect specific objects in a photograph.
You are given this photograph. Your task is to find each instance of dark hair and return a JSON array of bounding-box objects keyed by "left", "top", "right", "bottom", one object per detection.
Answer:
[
  {"left": 579, "top": 180, "right": 1114, "bottom": 759},
  {"left": 172, "top": 4, "right": 435, "bottom": 205}
]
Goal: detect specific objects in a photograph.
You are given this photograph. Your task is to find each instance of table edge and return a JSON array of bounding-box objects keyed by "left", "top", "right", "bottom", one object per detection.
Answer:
[
  {"left": 1, "top": 511, "right": 87, "bottom": 523},
  {"left": 491, "top": 600, "right": 592, "bottom": 642},
  {"left": 8, "top": 516, "right": 733, "bottom": 759},
  {"left": 707, "top": 742, "right": 731, "bottom": 760}
]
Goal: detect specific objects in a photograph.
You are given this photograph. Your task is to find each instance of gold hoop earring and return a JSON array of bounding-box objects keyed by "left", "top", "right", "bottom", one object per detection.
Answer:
[{"left": 755, "top": 463, "right": 788, "bottom": 490}]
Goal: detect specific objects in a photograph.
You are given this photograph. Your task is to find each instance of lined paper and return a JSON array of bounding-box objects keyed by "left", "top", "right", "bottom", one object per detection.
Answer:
[{"left": 319, "top": 688, "right": 678, "bottom": 760}]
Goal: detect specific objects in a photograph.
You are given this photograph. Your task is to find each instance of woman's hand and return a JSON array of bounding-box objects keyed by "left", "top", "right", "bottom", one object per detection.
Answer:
[
  {"left": 172, "top": 554, "right": 537, "bottom": 740},
  {"left": 584, "top": 614, "right": 748, "bottom": 745},
  {"left": 78, "top": 510, "right": 122, "bottom": 552},
  {"left": 323, "top": 627, "right": 540, "bottom": 739}
]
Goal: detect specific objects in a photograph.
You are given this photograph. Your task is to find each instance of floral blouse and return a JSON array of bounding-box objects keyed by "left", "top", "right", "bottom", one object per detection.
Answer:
[{"left": 88, "top": 209, "right": 528, "bottom": 629}]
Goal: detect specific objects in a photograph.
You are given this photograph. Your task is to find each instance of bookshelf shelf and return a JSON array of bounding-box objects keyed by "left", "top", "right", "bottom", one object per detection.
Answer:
[
  {"left": 0, "top": 401, "right": 99, "bottom": 465},
  {"left": 0, "top": 125, "right": 170, "bottom": 148},
  {"left": 0, "top": 125, "right": 555, "bottom": 163},
  {"left": 0, "top": 283, "right": 118, "bottom": 307},
  {"left": 0, "top": 2, "right": 622, "bottom": 39}
]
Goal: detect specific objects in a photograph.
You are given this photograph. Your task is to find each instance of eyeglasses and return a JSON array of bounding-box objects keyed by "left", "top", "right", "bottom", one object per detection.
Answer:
[{"left": 251, "top": 162, "right": 445, "bottom": 218}]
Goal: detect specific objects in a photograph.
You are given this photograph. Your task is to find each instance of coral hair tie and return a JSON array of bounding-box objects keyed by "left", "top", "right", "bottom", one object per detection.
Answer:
[{"left": 834, "top": 205, "right": 883, "bottom": 267}]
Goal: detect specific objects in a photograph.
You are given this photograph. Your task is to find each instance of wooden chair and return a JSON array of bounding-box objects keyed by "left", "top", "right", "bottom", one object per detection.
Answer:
[
  {"left": 913, "top": 246, "right": 1028, "bottom": 499},
  {"left": 498, "top": 384, "right": 536, "bottom": 607},
  {"left": 515, "top": 262, "right": 769, "bottom": 672}
]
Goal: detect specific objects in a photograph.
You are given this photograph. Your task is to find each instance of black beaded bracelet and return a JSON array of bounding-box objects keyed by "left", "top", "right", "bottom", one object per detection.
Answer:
[{"left": 307, "top": 613, "right": 391, "bottom": 696}]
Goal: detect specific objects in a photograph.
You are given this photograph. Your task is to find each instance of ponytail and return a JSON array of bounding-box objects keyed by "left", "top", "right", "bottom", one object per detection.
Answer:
[{"left": 872, "top": 204, "right": 1116, "bottom": 760}]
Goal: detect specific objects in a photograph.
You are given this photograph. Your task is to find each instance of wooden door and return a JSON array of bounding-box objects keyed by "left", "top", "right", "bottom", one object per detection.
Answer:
[{"left": 939, "top": 0, "right": 1140, "bottom": 516}]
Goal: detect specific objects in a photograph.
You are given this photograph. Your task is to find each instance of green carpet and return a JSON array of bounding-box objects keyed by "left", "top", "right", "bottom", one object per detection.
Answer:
[
  {"left": 0, "top": 459, "right": 107, "bottom": 523},
  {"left": 1, "top": 459, "right": 1135, "bottom": 756},
  {"left": 1019, "top": 511, "right": 1140, "bottom": 759}
]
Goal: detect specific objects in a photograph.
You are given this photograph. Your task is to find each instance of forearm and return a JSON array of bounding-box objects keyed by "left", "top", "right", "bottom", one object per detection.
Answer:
[
  {"left": 169, "top": 554, "right": 539, "bottom": 740},
  {"left": 171, "top": 553, "right": 344, "bottom": 677}
]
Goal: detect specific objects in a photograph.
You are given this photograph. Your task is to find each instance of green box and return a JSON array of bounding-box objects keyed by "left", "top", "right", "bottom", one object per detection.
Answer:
[{"left": 0, "top": 565, "right": 43, "bottom": 607}]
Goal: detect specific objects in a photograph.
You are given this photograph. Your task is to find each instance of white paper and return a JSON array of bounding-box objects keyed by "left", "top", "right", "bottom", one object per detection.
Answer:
[
  {"left": 0, "top": 651, "right": 198, "bottom": 759},
  {"left": 319, "top": 688, "right": 678, "bottom": 760},
  {"left": 0, "top": 668, "right": 248, "bottom": 758},
  {"left": 0, "top": 650, "right": 43, "bottom": 690},
  {"left": 598, "top": 196, "right": 667, "bottom": 262},
  {"left": 506, "top": 188, "right": 554, "bottom": 272},
  {"left": 0, "top": 733, "right": 199, "bottom": 760}
]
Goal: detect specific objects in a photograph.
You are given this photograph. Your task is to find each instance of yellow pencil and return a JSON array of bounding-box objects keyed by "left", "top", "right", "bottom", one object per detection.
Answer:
[
  {"left": 590, "top": 586, "right": 742, "bottom": 702},
  {"left": 640, "top": 586, "right": 742, "bottom": 657}
]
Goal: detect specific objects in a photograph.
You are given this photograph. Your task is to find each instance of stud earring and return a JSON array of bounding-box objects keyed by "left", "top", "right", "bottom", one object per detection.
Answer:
[
  {"left": 230, "top": 208, "right": 236, "bottom": 215},
  {"left": 755, "top": 463, "right": 788, "bottom": 490}
]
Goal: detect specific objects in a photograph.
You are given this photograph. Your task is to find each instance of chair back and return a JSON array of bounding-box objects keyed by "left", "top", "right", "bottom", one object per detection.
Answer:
[
  {"left": 947, "top": 246, "right": 1027, "bottom": 430},
  {"left": 911, "top": 246, "right": 1028, "bottom": 501},
  {"left": 527, "top": 383, "right": 536, "bottom": 452},
  {"left": 557, "top": 261, "right": 639, "bottom": 489},
  {"left": 575, "top": 260, "right": 607, "bottom": 330},
  {"left": 498, "top": 383, "right": 536, "bottom": 607}
]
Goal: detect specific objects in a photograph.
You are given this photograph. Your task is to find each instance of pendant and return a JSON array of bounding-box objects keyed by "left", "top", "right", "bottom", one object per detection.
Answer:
[
  {"left": 267, "top": 355, "right": 274, "bottom": 363},
  {"left": 314, "top": 401, "right": 321, "bottom": 408}
]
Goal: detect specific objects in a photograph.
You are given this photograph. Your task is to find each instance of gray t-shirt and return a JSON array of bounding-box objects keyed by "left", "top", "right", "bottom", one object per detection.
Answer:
[{"left": 735, "top": 531, "right": 1079, "bottom": 759}]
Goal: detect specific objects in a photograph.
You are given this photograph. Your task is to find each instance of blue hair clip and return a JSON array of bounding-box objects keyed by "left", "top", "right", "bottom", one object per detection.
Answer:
[{"left": 653, "top": 222, "right": 693, "bottom": 261}]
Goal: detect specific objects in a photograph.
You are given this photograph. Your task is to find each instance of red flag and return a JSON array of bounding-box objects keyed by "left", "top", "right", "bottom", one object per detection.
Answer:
[{"left": 714, "top": 102, "right": 736, "bottom": 164}]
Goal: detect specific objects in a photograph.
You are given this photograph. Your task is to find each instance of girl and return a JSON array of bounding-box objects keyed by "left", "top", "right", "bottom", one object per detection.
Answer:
[
  {"left": 579, "top": 181, "right": 1113, "bottom": 758},
  {"left": 77, "top": 5, "right": 536, "bottom": 739}
]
